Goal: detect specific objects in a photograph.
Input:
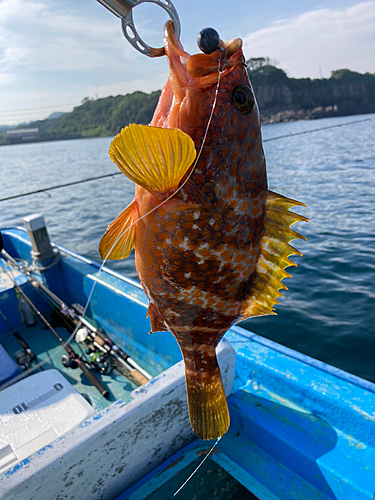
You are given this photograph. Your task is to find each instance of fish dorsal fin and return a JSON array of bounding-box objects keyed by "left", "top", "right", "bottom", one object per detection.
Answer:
[
  {"left": 99, "top": 200, "right": 138, "bottom": 260},
  {"left": 238, "top": 191, "right": 309, "bottom": 320},
  {"left": 109, "top": 124, "right": 196, "bottom": 198}
]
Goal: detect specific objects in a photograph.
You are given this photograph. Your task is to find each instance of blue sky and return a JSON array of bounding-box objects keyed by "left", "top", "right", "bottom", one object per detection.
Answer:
[{"left": 0, "top": 0, "right": 374, "bottom": 125}]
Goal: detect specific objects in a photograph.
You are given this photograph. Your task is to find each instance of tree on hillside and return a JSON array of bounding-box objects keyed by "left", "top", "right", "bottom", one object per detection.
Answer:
[
  {"left": 247, "top": 57, "right": 268, "bottom": 71},
  {"left": 247, "top": 57, "right": 280, "bottom": 72}
]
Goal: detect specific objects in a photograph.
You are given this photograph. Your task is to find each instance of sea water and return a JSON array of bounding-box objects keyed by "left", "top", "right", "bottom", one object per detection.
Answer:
[{"left": 1, "top": 114, "right": 374, "bottom": 382}]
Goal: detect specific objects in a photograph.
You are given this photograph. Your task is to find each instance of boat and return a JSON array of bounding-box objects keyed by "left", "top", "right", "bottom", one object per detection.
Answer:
[{"left": 0, "top": 216, "right": 374, "bottom": 500}]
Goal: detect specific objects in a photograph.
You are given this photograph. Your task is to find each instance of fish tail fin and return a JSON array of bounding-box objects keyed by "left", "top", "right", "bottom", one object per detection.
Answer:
[{"left": 184, "top": 349, "right": 229, "bottom": 440}]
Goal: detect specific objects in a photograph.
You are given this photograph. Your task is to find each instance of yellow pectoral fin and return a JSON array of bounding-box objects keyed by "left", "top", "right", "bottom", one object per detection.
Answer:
[
  {"left": 109, "top": 124, "right": 196, "bottom": 198},
  {"left": 99, "top": 200, "right": 138, "bottom": 260}
]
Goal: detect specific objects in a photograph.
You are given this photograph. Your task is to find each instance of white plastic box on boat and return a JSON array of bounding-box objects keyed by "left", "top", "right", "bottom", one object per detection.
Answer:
[{"left": 0, "top": 369, "right": 95, "bottom": 474}]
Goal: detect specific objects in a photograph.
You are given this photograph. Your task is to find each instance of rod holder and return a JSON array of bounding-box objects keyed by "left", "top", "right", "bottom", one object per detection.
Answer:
[{"left": 23, "top": 214, "right": 56, "bottom": 262}]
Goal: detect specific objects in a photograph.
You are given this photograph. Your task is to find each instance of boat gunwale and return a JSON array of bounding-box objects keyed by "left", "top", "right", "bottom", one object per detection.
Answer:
[
  {"left": 0, "top": 226, "right": 143, "bottom": 289},
  {"left": 229, "top": 326, "right": 375, "bottom": 395}
]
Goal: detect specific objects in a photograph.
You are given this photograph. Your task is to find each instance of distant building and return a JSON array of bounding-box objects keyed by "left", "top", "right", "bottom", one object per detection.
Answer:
[{"left": 6, "top": 128, "right": 40, "bottom": 144}]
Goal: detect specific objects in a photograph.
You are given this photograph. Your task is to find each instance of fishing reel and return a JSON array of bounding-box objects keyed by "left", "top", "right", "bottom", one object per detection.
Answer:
[
  {"left": 87, "top": 349, "right": 112, "bottom": 374},
  {"left": 74, "top": 327, "right": 111, "bottom": 374},
  {"left": 14, "top": 349, "right": 31, "bottom": 371},
  {"left": 61, "top": 353, "right": 78, "bottom": 369}
]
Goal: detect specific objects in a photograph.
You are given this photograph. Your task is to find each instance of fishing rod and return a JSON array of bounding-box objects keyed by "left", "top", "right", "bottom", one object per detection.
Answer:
[
  {"left": 263, "top": 117, "right": 371, "bottom": 143},
  {"left": 36, "top": 289, "right": 150, "bottom": 386},
  {"left": 0, "top": 309, "right": 44, "bottom": 371},
  {"left": 0, "top": 260, "right": 110, "bottom": 398},
  {"left": 0, "top": 172, "right": 121, "bottom": 203},
  {"left": 1, "top": 247, "right": 151, "bottom": 385},
  {"left": 0, "top": 118, "right": 370, "bottom": 204},
  {"left": 72, "top": 308, "right": 151, "bottom": 385}
]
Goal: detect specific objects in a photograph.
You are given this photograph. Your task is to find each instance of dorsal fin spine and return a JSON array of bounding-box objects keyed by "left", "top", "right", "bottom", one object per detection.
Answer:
[{"left": 238, "top": 190, "right": 309, "bottom": 321}]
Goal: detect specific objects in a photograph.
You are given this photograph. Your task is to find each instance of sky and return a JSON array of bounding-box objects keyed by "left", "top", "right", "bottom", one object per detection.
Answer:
[{"left": 0, "top": 0, "right": 374, "bottom": 125}]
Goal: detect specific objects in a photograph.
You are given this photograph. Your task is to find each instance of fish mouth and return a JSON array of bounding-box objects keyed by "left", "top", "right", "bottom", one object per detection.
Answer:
[{"left": 163, "top": 20, "right": 243, "bottom": 90}]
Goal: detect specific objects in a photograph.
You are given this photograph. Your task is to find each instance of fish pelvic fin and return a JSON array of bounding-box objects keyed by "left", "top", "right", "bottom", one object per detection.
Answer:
[
  {"left": 239, "top": 190, "right": 309, "bottom": 320},
  {"left": 183, "top": 348, "right": 230, "bottom": 440},
  {"left": 146, "top": 303, "right": 169, "bottom": 333},
  {"left": 109, "top": 124, "right": 197, "bottom": 199},
  {"left": 99, "top": 200, "right": 138, "bottom": 260}
]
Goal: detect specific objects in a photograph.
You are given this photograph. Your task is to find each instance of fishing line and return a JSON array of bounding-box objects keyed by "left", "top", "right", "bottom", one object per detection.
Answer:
[
  {"left": 71, "top": 55, "right": 227, "bottom": 487},
  {"left": 1, "top": 48, "right": 226, "bottom": 395},
  {"left": 173, "top": 436, "right": 222, "bottom": 496},
  {"left": 1, "top": 46, "right": 226, "bottom": 395},
  {"left": 263, "top": 118, "right": 371, "bottom": 142},
  {"left": 79, "top": 49, "right": 228, "bottom": 324},
  {"left": 0, "top": 172, "right": 122, "bottom": 203}
]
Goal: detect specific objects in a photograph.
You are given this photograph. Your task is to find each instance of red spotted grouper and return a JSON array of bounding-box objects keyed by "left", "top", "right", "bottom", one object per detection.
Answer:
[{"left": 99, "top": 21, "right": 308, "bottom": 440}]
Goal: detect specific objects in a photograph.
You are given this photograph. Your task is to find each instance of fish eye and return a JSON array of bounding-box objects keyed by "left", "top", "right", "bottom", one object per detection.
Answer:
[
  {"left": 197, "top": 27, "right": 220, "bottom": 54},
  {"left": 232, "top": 85, "right": 255, "bottom": 114}
]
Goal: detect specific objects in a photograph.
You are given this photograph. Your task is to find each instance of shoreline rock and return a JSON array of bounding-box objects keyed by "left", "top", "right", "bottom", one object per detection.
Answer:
[{"left": 261, "top": 105, "right": 339, "bottom": 124}]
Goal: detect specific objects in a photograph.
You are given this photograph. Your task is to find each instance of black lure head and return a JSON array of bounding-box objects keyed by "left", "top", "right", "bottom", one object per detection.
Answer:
[{"left": 197, "top": 27, "right": 220, "bottom": 54}]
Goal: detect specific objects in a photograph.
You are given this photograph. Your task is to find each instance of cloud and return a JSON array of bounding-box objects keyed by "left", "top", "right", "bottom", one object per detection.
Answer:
[
  {"left": 243, "top": 1, "right": 375, "bottom": 78},
  {"left": 0, "top": 86, "right": 83, "bottom": 124},
  {"left": 0, "top": 72, "right": 16, "bottom": 85},
  {"left": 0, "top": 0, "right": 153, "bottom": 122},
  {"left": 87, "top": 73, "right": 168, "bottom": 99},
  {"left": 0, "top": 0, "right": 136, "bottom": 73}
]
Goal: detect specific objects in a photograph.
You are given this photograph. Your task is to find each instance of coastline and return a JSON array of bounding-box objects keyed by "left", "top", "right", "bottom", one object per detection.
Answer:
[
  {"left": 260, "top": 105, "right": 340, "bottom": 124},
  {"left": 1, "top": 108, "right": 372, "bottom": 147}
]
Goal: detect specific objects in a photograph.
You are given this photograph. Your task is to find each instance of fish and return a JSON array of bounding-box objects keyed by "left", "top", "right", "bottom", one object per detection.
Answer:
[{"left": 99, "top": 21, "right": 308, "bottom": 440}]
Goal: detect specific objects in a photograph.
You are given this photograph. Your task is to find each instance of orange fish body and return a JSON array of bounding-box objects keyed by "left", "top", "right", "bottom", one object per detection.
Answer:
[{"left": 100, "top": 22, "right": 307, "bottom": 440}]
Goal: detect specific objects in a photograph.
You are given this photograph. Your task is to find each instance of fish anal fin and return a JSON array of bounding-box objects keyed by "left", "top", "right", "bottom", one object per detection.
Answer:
[
  {"left": 238, "top": 191, "right": 308, "bottom": 321},
  {"left": 146, "top": 303, "right": 168, "bottom": 333},
  {"left": 109, "top": 124, "right": 197, "bottom": 199},
  {"left": 99, "top": 200, "right": 138, "bottom": 260}
]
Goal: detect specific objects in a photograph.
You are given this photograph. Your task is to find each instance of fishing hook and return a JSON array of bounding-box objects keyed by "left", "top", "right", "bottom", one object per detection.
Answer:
[
  {"left": 218, "top": 47, "right": 228, "bottom": 73},
  {"left": 97, "top": 0, "right": 181, "bottom": 57}
]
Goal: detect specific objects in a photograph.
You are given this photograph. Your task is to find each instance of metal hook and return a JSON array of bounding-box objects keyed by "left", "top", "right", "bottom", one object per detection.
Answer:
[
  {"left": 218, "top": 47, "right": 227, "bottom": 73},
  {"left": 97, "top": 0, "right": 181, "bottom": 57}
]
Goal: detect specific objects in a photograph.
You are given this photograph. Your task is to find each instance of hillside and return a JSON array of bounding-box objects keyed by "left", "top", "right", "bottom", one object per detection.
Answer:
[
  {"left": 247, "top": 60, "right": 375, "bottom": 122},
  {"left": 1, "top": 64, "right": 374, "bottom": 144},
  {"left": 0, "top": 91, "right": 161, "bottom": 144}
]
